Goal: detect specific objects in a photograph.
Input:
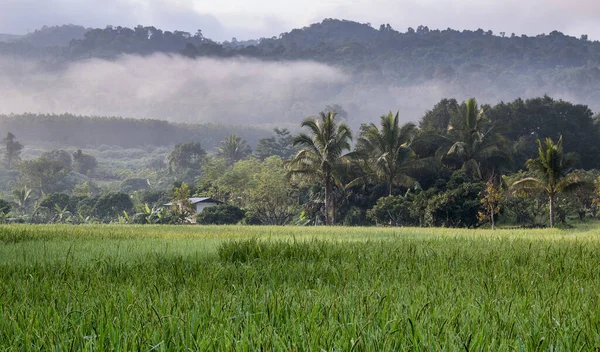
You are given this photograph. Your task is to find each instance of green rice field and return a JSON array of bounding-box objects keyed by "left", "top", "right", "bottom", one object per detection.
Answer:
[{"left": 1, "top": 224, "right": 600, "bottom": 350}]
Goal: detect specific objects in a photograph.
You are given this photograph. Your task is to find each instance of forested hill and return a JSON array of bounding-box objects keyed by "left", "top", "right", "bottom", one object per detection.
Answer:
[
  {"left": 3, "top": 20, "right": 599, "bottom": 66},
  {"left": 2, "top": 20, "right": 600, "bottom": 104},
  {"left": 0, "top": 114, "right": 270, "bottom": 150},
  {"left": 2, "top": 19, "right": 600, "bottom": 121}
]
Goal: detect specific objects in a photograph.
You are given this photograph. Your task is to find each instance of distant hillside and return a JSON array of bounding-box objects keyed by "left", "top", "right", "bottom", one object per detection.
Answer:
[
  {"left": 1, "top": 19, "right": 600, "bottom": 120},
  {"left": 0, "top": 25, "right": 86, "bottom": 47},
  {"left": 22, "top": 25, "right": 88, "bottom": 47},
  {"left": 0, "top": 113, "right": 271, "bottom": 149}
]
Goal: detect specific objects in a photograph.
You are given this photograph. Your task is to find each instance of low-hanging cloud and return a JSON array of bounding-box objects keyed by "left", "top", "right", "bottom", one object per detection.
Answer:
[
  {"left": 0, "top": 54, "right": 597, "bottom": 130},
  {"left": 0, "top": 54, "right": 350, "bottom": 124}
]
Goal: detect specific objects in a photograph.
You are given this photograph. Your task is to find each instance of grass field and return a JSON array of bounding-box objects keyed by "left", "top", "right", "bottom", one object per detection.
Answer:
[{"left": 1, "top": 224, "right": 600, "bottom": 350}]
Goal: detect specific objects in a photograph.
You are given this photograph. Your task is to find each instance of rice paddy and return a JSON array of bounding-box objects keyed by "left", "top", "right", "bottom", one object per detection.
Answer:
[{"left": 1, "top": 224, "right": 600, "bottom": 350}]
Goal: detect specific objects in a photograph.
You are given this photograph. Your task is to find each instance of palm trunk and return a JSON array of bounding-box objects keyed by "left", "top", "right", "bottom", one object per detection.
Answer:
[
  {"left": 549, "top": 194, "right": 555, "bottom": 228},
  {"left": 324, "top": 175, "right": 333, "bottom": 226}
]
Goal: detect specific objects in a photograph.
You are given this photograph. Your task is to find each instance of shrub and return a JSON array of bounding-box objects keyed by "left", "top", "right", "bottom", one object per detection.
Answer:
[
  {"left": 95, "top": 192, "right": 134, "bottom": 221},
  {"left": 196, "top": 204, "right": 245, "bottom": 225},
  {"left": 120, "top": 178, "right": 150, "bottom": 193},
  {"left": 0, "top": 199, "right": 11, "bottom": 214},
  {"left": 367, "top": 196, "right": 415, "bottom": 226}
]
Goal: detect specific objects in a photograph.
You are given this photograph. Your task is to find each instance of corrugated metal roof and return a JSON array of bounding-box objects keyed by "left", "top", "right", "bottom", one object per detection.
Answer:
[
  {"left": 163, "top": 197, "right": 222, "bottom": 206},
  {"left": 189, "top": 197, "right": 215, "bottom": 204}
]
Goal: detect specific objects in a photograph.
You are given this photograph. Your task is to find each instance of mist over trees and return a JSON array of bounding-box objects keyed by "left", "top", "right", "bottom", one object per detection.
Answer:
[
  {"left": 0, "top": 95, "right": 599, "bottom": 228},
  {"left": 1, "top": 19, "right": 600, "bottom": 125}
]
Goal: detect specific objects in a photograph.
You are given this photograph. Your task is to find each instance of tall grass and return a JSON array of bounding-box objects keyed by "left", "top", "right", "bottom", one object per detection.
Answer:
[{"left": 1, "top": 224, "right": 600, "bottom": 350}]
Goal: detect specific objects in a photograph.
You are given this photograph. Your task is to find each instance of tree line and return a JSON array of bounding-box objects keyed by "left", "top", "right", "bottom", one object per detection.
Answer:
[{"left": 1, "top": 95, "right": 600, "bottom": 228}]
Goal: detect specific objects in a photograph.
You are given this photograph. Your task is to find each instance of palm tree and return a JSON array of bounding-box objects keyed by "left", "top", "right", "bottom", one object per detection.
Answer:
[
  {"left": 216, "top": 134, "right": 252, "bottom": 165},
  {"left": 510, "top": 136, "right": 581, "bottom": 227},
  {"left": 355, "top": 112, "right": 419, "bottom": 196},
  {"left": 444, "top": 98, "right": 510, "bottom": 179},
  {"left": 286, "top": 111, "right": 353, "bottom": 225},
  {"left": 2, "top": 132, "right": 23, "bottom": 169}
]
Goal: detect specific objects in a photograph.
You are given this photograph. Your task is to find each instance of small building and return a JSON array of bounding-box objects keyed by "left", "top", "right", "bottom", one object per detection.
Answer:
[
  {"left": 163, "top": 197, "right": 223, "bottom": 220},
  {"left": 188, "top": 197, "right": 223, "bottom": 214}
]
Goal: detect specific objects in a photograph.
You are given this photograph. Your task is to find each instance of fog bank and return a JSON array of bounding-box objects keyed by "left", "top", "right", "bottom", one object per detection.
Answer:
[{"left": 0, "top": 54, "right": 595, "bottom": 128}]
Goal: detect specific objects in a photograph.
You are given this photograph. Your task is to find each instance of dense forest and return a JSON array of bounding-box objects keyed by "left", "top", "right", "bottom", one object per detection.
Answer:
[
  {"left": 0, "top": 113, "right": 269, "bottom": 149},
  {"left": 1, "top": 95, "right": 599, "bottom": 228}
]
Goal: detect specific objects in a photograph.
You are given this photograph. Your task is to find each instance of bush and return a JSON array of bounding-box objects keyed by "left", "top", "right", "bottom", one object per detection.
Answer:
[
  {"left": 367, "top": 196, "right": 415, "bottom": 226},
  {"left": 39, "top": 193, "right": 78, "bottom": 213},
  {"left": 0, "top": 199, "right": 12, "bottom": 214},
  {"left": 196, "top": 204, "right": 245, "bottom": 225},
  {"left": 120, "top": 178, "right": 150, "bottom": 193},
  {"left": 95, "top": 192, "right": 134, "bottom": 221}
]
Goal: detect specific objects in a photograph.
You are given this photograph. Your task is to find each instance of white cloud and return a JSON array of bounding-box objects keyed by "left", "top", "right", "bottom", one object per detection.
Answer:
[{"left": 0, "top": 54, "right": 348, "bottom": 124}]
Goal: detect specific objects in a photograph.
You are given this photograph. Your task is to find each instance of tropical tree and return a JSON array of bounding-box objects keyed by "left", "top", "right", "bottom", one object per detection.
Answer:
[
  {"left": 2, "top": 132, "right": 23, "bottom": 169},
  {"left": 72, "top": 150, "right": 98, "bottom": 175},
  {"left": 478, "top": 180, "right": 503, "bottom": 229},
  {"left": 216, "top": 134, "right": 252, "bottom": 165},
  {"left": 254, "top": 128, "right": 296, "bottom": 160},
  {"left": 444, "top": 98, "right": 510, "bottom": 179},
  {"left": 170, "top": 182, "right": 194, "bottom": 224},
  {"left": 355, "top": 111, "right": 419, "bottom": 196},
  {"left": 510, "top": 136, "right": 581, "bottom": 227},
  {"left": 167, "top": 142, "right": 206, "bottom": 174},
  {"left": 41, "top": 150, "right": 72, "bottom": 169},
  {"left": 286, "top": 111, "right": 353, "bottom": 225}
]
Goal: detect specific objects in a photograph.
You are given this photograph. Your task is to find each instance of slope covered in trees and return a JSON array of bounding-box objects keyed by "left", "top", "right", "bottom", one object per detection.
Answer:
[
  {"left": 1, "top": 19, "right": 600, "bottom": 113},
  {"left": 0, "top": 113, "right": 270, "bottom": 149}
]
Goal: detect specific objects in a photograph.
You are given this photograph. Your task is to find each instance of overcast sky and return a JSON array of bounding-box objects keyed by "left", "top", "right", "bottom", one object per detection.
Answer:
[{"left": 1, "top": 0, "right": 599, "bottom": 41}]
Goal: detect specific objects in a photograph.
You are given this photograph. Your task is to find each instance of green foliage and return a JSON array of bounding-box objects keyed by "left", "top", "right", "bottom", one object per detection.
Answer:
[
  {"left": 488, "top": 96, "right": 600, "bottom": 169},
  {"left": 94, "top": 192, "right": 134, "bottom": 221},
  {"left": 216, "top": 134, "right": 252, "bottom": 165},
  {"left": 39, "top": 193, "right": 79, "bottom": 214},
  {"left": 18, "top": 157, "right": 72, "bottom": 194},
  {"left": 120, "top": 178, "right": 150, "bottom": 193},
  {"left": 254, "top": 128, "right": 296, "bottom": 161},
  {"left": 40, "top": 149, "right": 72, "bottom": 169},
  {"left": 410, "top": 170, "right": 485, "bottom": 228},
  {"left": 418, "top": 98, "right": 459, "bottom": 134},
  {"left": 10, "top": 186, "right": 33, "bottom": 214},
  {"left": 367, "top": 195, "right": 416, "bottom": 226},
  {"left": 133, "top": 189, "right": 169, "bottom": 209},
  {"left": 354, "top": 112, "right": 420, "bottom": 195},
  {"left": 244, "top": 157, "right": 299, "bottom": 225},
  {"left": 170, "top": 182, "right": 194, "bottom": 224},
  {"left": 196, "top": 204, "right": 245, "bottom": 225},
  {"left": 131, "top": 204, "right": 174, "bottom": 225},
  {"left": 0, "top": 199, "right": 11, "bottom": 214},
  {"left": 287, "top": 111, "right": 353, "bottom": 225},
  {"left": 444, "top": 98, "right": 511, "bottom": 178},
  {"left": 0, "top": 113, "right": 269, "bottom": 150},
  {"left": 198, "top": 157, "right": 298, "bottom": 225},
  {"left": 478, "top": 181, "right": 503, "bottom": 229},
  {"left": 511, "top": 136, "right": 582, "bottom": 227},
  {"left": 72, "top": 180, "right": 101, "bottom": 198},
  {"left": 2, "top": 132, "right": 23, "bottom": 169},
  {"left": 72, "top": 149, "right": 97, "bottom": 175},
  {"left": 167, "top": 142, "right": 206, "bottom": 174}
]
